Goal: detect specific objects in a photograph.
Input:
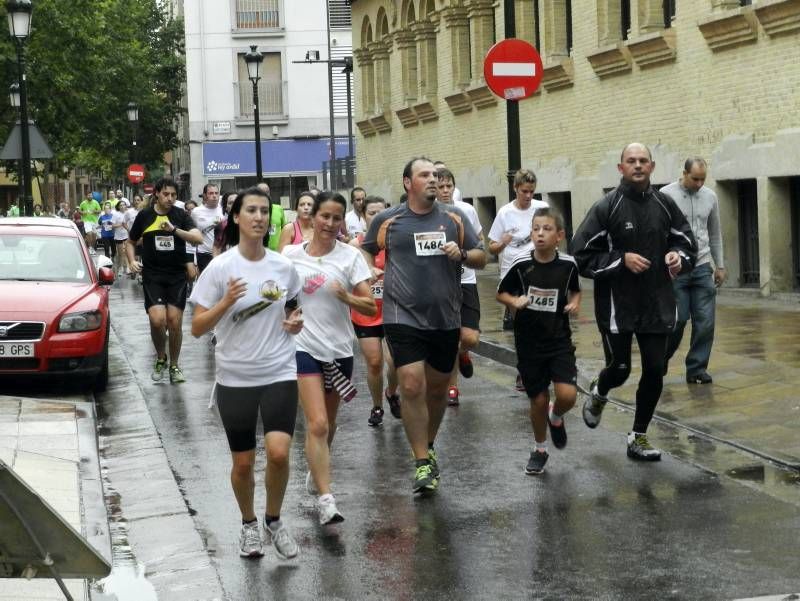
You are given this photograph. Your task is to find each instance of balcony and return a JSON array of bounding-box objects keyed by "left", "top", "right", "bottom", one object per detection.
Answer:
[{"left": 235, "top": 81, "right": 286, "bottom": 122}]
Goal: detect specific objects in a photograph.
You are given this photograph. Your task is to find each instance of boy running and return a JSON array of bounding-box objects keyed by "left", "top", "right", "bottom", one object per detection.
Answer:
[{"left": 496, "top": 207, "right": 581, "bottom": 475}]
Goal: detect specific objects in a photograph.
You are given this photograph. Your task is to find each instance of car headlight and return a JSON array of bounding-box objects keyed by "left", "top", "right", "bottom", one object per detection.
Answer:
[{"left": 58, "top": 310, "right": 103, "bottom": 332}]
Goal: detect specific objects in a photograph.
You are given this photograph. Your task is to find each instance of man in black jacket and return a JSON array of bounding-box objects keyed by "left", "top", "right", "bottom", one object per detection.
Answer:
[{"left": 570, "top": 143, "right": 696, "bottom": 461}]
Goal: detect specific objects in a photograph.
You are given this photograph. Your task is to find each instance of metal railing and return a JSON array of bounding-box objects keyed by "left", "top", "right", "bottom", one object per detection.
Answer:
[
  {"left": 236, "top": 80, "right": 284, "bottom": 118},
  {"left": 235, "top": 0, "right": 280, "bottom": 29}
]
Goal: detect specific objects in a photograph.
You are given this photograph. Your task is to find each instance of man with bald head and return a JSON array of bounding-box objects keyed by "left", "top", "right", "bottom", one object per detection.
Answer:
[{"left": 570, "top": 143, "right": 696, "bottom": 461}]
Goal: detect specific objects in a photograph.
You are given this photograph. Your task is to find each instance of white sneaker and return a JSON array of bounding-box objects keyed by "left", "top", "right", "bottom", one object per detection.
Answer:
[
  {"left": 305, "top": 470, "right": 318, "bottom": 496},
  {"left": 239, "top": 521, "right": 263, "bottom": 558},
  {"left": 317, "top": 494, "right": 344, "bottom": 526},
  {"left": 265, "top": 520, "right": 299, "bottom": 560}
]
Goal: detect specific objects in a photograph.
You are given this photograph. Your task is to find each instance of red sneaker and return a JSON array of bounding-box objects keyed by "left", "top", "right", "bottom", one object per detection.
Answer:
[{"left": 448, "top": 385, "right": 460, "bottom": 406}]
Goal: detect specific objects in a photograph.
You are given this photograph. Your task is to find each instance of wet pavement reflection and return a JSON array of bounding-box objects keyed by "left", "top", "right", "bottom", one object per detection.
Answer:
[{"left": 99, "top": 277, "right": 800, "bottom": 600}]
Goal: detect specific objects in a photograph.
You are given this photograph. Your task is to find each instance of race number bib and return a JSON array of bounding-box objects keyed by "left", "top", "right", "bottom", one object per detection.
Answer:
[
  {"left": 370, "top": 279, "right": 384, "bottom": 300},
  {"left": 103, "top": 222, "right": 112, "bottom": 231},
  {"left": 155, "top": 235, "right": 175, "bottom": 251},
  {"left": 527, "top": 286, "right": 558, "bottom": 312},
  {"left": 414, "top": 232, "right": 446, "bottom": 256}
]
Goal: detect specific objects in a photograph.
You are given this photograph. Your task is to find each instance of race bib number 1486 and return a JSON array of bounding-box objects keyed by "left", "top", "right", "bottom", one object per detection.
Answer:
[{"left": 413, "top": 232, "right": 446, "bottom": 256}]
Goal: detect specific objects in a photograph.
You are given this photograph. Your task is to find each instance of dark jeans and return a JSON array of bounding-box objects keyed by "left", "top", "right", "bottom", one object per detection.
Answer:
[
  {"left": 665, "top": 263, "right": 716, "bottom": 377},
  {"left": 100, "top": 237, "right": 115, "bottom": 259},
  {"left": 597, "top": 331, "right": 668, "bottom": 434}
]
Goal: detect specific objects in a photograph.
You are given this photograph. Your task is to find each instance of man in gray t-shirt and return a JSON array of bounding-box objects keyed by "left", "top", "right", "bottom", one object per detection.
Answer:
[{"left": 362, "top": 157, "right": 485, "bottom": 495}]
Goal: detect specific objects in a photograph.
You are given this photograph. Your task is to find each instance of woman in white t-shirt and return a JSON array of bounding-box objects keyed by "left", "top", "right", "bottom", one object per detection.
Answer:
[
  {"left": 190, "top": 187, "right": 304, "bottom": 561},
  {"left": 123, "top": 197, "right": 141, "bottom": 278},
  {"left": 282, "top": 190, "right": 375, "bottom": 526},
  {"left": 111, "top": 200, "right": 129, "bottom": 276}
]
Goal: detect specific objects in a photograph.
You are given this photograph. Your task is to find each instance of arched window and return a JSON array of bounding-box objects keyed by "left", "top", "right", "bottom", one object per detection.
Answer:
[
  {"left": 359, "top": 17, "right": 375, "bottom": 115},
  {"left": 416, "top": 0, "right": 438, "bottom": 99},
  {"left": 373, "top": 8, "right": 392, "bottom": 113},
  {"left": 400, "top": 1, "right": 419, "bottom": 102}
]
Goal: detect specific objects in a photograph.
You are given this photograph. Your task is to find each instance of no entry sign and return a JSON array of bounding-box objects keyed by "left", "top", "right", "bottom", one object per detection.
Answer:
[
  {"left": 127, "top": 164, "right": 145, "bottom": 184},
  {"left": 483, "top": 39, "right": 544, "bottom": 101}
]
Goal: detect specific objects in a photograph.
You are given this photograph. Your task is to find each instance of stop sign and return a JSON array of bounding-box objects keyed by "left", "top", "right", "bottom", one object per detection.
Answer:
[
  {"left": 127, "top": 163, "right": 146, "bottom": 184},
  {"left": 143, "top": 183, "right": 154, "bottom": 194},
  {"left": 483, "top": 39, "right": 544, "bottom": 100}
]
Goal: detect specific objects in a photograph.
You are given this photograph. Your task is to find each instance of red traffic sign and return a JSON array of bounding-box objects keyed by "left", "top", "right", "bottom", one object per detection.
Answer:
[
  {"left": 483, "top": 38, "right": 543, "bottom": 101},
  {"left": 142, "top": 183, "right": 154, "bottom": 194},
  {"left": 127, "top": 164, "right": 146, "bottom": 184}
]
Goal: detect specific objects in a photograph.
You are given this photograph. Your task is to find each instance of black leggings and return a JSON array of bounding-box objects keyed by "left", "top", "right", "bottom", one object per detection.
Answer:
[
  {"left": 597, "top": 331, "right": 668, "bottom": 433},
  {"left": 101, "top": 238, "right": 116, "bottom": 259}
]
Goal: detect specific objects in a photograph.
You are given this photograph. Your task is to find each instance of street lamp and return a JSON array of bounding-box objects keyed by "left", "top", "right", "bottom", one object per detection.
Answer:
[
  {"left": 126, "top": 101, "right": 139, "bottom": 197},
  {"left": 244, "top": 45, "right": 264, "bottom": 183},
  {"left": 6, "top": 0, "right": 34, "bottom": 217}
]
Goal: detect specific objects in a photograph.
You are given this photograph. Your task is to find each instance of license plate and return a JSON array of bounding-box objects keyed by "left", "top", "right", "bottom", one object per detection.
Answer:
[{"left": 0, "top": 342, "right": 35, "bottom": 357}]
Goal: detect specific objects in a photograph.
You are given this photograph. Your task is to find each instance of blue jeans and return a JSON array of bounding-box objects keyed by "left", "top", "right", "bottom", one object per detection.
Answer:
[{"left": 665, "top": 263, "right": 716, "bottom": 376}]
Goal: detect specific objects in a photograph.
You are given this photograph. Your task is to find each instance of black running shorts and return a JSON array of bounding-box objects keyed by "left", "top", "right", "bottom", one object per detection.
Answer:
[
  {"left": 216, "top": 380, "right": 298, "bottom": 452},
  {"left": 460, "top": 283, "right": 481, "bottom": 331},
  {"left": 143, "top": 272, "right": 188, "bottom": 311},
  {"left": 352, "top": 323, "right": 384, "bottom": 339},
  {"left": 383, "top": 324, "right": 459, "bottom": 374},
  {"left": 518, "top": 347, "right": 578, "bottom": 398}
]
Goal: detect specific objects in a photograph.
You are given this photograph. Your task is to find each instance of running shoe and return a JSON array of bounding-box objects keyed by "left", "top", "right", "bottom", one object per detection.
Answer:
[
  {"left": 525, "top": 451, "right": 549, "bottom": 475},
  {"left": 626, "top": 432, "right": 662, "bottom": 461},
  {"left": 264, "top": 520, "right": 299, "bottom": 560},
  {"left": 412, "top": 463, "right": 438, "bottom": 493},
  {"left": 548, "top": 408, "right": 567, "bottom": 449},
  {"left": 151, "top": 357, "right": 167, "bottom": 382},
  {"left": 317, "top": 494, "right": 345, "bottom": 525},
  {"left": 239, "top": 521, "right": 264, "bottom": 558},
  {"left": 305, "top": 471, "right": 318, "bottom": 496},
  {"left": 368, "top": 407, "right": 384, "bottom": 427},
  {"left": 582, "top": 379, "right": 607, "bottom": 429},
  {"left": 458, "top": 351, "right": 474, "bottom": 378},
  {"left": 448, "top": 385, "right": 460, "bottom": 406},
  {"left": 515, "top": 374, "right": 526, "bottom": 392},
  {"left": 428, "top": 448, "right": 440, "bottom": 482},
  {"left": 686, "top": 372, "right": 713, "bottom": 384},
  {"left": 385, "top": 390, "right": 401, "bottom": 418},
  {"left": 169, "top": 365, "right": 186, "bottom": 384}
]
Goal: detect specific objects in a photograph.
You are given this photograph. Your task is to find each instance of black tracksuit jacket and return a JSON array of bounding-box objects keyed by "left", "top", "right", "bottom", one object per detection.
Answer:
[{"left": 570, "top": 180, "right": 697, "bottom": 334}]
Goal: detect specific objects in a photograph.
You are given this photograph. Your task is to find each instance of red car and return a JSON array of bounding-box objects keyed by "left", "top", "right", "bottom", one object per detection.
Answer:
[{"left": 0, "top": 217, "right": 114, "bottom": 391}]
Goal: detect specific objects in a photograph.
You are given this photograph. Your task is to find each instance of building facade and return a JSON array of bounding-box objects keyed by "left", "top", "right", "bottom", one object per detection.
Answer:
[
  {"left": 183, "top": 0, "right": 354, "bottom": 207},
  {"left": 351, "top": 0, "right": 800, "bottom": 294}
]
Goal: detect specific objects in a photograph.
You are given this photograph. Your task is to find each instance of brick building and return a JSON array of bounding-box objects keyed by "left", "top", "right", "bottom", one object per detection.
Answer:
[{"left": 350, "top": 0, "right": 800, "bottom": 294}]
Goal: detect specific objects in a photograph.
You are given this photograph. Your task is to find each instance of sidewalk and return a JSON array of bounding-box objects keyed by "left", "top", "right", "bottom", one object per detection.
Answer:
[
  {"left": 475, "top": 262, "right": 800, "bottom": 469},
  {"left": 0, "top": 394, "right": 110, "bottom": 600}
]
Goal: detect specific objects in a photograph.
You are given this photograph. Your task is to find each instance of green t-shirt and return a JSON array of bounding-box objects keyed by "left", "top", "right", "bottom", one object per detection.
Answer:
[
  {"left": 79, "top": 199, "right": 102, "bottom": 223},
  {"left": 7, "top": 205, "right": 20, "bottom": 217},
  {"left": 267, "top": 204, "right": 286, "bottom": 251}
]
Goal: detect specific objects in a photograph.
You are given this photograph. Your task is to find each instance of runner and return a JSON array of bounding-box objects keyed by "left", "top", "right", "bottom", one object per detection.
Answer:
[
  {"left": 497, "top": 207, "right": 581, "bottom": 475},
  {"left": 98, "top": 202, "right": 116, "bottom": 259},
  {"left": 126, "top": 176, "right": 203, "bottom": 384},
  {"left": 435, "top": 168, "right": 482, "bottom": 406},
  {"left": 488, "top": 170, "right": 548, "bottom": 332},
  {"left": 191, "top": 184, "right": 224, "bottom": 273},
  {"left": 277, "top": 191, "right": 314, "bottom": 252},
  {"left": 112, "top": 200, "right": 129, "bottom": 276},
  {"left": 190, "top": 187, "right": 303, "bottom": 560},
  {"left": 183, "top": 200, "right": 199, "bottom": 292},
  {"left": 345, "top": 186, "right": 367, "bottom": 238},
  {"left": 570, "top": 143, "right": 696, "bottom": 461},
  {"left": 361, "top": 157, "right": 485, "bottom": 494},
  {"left": 282, "top": 191, "right": 376, "bottom": 524},
  {"left": 79, "top": 192, "right": 102, "bottom": 254},
  {"left": 350, "top": 195, "right": 400, "bottom": 426},
  {"left": 214, "top": 192, "right": 238, "bottom": 256}
]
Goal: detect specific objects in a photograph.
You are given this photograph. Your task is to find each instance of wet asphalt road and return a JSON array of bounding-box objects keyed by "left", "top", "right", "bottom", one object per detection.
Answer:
[{"left": 101, "top": 277, "right": 800, "bottom": 601}]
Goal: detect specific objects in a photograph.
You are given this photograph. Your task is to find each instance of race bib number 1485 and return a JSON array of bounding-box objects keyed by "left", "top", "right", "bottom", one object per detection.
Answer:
[{"left": 527, "top": 286, "right": 558, "bottom": 312}]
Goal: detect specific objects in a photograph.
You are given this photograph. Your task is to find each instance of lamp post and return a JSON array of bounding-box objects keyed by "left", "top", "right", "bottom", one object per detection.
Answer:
[
  {"left": 244, "top": 45, "right": 264, "bottom": 183},
  {"left": 126, "top": 101, "right": 139, "bottom": 197},
  {"left": 6, "top": 0, "right": 34, "bottom": 217}
]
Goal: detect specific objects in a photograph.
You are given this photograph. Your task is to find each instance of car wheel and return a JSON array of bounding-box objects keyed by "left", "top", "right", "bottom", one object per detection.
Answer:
[{"left": 93, "top": 329, "right": 109, "bottom": 393}]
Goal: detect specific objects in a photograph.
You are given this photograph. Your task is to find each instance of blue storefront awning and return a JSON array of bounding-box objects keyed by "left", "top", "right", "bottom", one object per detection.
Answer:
[{"left": 202, "top": 138, "right": 352, "bottom": 177}]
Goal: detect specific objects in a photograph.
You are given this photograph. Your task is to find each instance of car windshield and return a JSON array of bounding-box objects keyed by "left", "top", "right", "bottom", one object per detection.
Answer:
[{"left": 0, "top": 233, "right": 91, "bottom": 283}]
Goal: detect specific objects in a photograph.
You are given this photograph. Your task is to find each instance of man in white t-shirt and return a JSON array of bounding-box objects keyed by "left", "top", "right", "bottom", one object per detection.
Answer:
[
  {"left": 191, "top": 183, "right": 224, "bottom": 273},
  {"left": 436, "top": 168, "right": 484, "bottom": 406},
  {"left": 488, "top": 169, "right": 548, "bottom": 331},
  {"left": 344, "top": 186, "right": 367, "bottom": 239}
]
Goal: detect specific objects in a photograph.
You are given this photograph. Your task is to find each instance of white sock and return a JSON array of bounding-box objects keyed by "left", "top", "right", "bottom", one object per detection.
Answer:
[
  {"left": 318, "top": 493, "right": 334, "bottom": 504},
  {"left": 548, "top": 402, "right": 563, "bottom": 426},
  {"left": 535, "top": 442, "right": 548, "bottom": 453}
]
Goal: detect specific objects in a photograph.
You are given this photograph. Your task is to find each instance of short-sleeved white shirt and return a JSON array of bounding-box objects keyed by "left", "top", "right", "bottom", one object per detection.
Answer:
[
  {"left": 488, "top": 199, "right": 549, "bottom": 278},
  {"left": 345, "top": 210, "right": 366, "bottom": 237},
  {"left": 191, "top": 204, "right": 224, "bottom": 255},
  {"left": 189, "top": 247, "right": 301, "bottom": 387},
  {"left": 112, "top": 210, "right": 128, "bottom": 241},
  {"left": 123, "top": 208, "right": 138, "bottom": 231},
  {"left": 282, "top": 241, "right": 372, "bottom": 362},
  {"left": 454, "top": 199, "right": 482, "bottom": 284}
]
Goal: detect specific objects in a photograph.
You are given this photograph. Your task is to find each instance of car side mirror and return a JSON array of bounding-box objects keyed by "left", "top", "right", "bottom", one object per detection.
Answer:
[{"left": 98, "top": 266, "right": 115, "bottom": 286}]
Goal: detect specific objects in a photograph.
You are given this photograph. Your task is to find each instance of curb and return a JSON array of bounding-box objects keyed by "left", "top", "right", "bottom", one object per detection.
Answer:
[{"left": 476, "top": 338, "right": 800, "bottom": 472}]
